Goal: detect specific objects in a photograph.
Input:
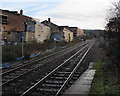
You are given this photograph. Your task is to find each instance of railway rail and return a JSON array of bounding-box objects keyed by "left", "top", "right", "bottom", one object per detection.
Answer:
[
  {"left": 2, "top": 40, "right": 92, "bottom": 95},
  {"left": 2, "top": 41, "right": 89, "bottom": 74},
  {"left": 20, "top": 41, "right": 94, "bottom": 96},
  {"left": 2, "top": 41, "right": 83, "bottom": 73}
]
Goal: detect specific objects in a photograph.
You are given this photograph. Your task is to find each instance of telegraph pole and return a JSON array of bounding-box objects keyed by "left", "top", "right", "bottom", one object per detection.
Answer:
[{"left": 22, "top": 31, "right": 24, "bottom": 57}]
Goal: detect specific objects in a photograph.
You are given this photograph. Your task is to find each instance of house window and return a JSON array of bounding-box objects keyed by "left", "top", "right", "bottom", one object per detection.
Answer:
[
  {"left": 73, "top": 33, "right": 76, "bottom": 37},
  {"left": 0, "top": 15, "right": 8, "bottom": 24}
]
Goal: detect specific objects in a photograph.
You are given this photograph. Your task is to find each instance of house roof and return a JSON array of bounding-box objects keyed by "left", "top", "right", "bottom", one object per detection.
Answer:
[
  {"left": 0, "top": 9, "right": 32, "bottom": 19},
  {"left": 41, "top": 20, "right": 59, "bottom": 27}
]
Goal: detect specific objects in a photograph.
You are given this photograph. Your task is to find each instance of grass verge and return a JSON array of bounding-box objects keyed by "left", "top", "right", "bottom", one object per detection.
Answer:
[{"left": 89, "top": 61, "right": 120, "bottom": 96}]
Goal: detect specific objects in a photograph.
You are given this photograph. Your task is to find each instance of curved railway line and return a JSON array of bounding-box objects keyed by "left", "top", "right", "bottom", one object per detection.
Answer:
[{"left": 2, "top": 40, "right": 94, "bottom": 95}]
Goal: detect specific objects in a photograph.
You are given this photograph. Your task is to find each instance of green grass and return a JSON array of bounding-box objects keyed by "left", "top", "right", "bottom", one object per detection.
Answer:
[
  {"left": 89, "top": 62, "right": 105, "bottom": 96},
  {"left": 89, "top": 61, "right": 120, "bottom": 96}
]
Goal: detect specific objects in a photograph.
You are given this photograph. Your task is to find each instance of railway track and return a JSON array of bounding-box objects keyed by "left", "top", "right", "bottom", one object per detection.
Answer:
[
  {"left": 2, "top": 41, "right": 92, "bottom": 95},
  {"left": 20, "top": 40, "right": 94, "bottom": 96},
  {"left": 1, "top": 41, "right": 88, "bottom": 75},
  {"left": 2, "top": 41, "right": 83, "bottom": 73}
]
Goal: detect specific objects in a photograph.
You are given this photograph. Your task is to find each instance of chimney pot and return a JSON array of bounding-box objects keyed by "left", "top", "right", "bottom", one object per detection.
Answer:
[
  {"left": 20, "top": 9, "right": 23, "bottom": 15},
  {"left": 48, "top": 18, "right": 51, "bottom": 22}
]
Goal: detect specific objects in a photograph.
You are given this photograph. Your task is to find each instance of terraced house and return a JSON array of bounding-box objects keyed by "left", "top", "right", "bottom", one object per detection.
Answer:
[
  {"left": 59, "top": 26, "right": 74, "bottom": 42},
  {"left": 0, "top": 9, "right": 32, "bottom": 42},
  {"left": 26, "top": 19, "right": 51, "bottom": 43},
  {"left": 69, "top": 27, "right": 84, "bottom": 38},
  {"left": 41, "top": 18, "right": 64, "bottom": 41},
  {"left": 0, "top": 9, "right": 51, "bottom": 43},
  {"left": 0, "top": 9, "right": 84, "bottom": 44}
]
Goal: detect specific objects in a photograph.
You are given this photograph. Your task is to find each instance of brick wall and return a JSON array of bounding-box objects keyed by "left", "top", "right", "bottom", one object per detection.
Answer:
[{"left": 0, "top": 10, "right": 31, "bottom": 32}]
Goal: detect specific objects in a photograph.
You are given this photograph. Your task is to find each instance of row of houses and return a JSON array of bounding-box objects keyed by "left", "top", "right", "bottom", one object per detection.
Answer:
[{"left": 0, "top": 9, "right": 84, "bottom": 43}]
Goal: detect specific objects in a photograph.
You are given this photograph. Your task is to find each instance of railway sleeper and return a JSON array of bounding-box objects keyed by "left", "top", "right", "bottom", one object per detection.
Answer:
[
  {"left": 45, "top": 80, "right": 64, "bottom": 84},
  {"left": 49, "top": 76, "right": 68, "bottom": 80},
  {"left": 63, "top": 67, "right": 71, "bottom": 70},
  {"left": 31, "top": 92, "right": 52, "bottom": 96},
  {"left": 56, "top": 72, "right": 71, "bottom": 74},
  {"left": 3, "top": 75, "right": 15, "bottom": 78},
  {"left": 71, "top": 77, "right": 79, "bottom": 80},
  {"left": 41, "top": 85, "right": 61, "bottom": 89},
  {"left": 17, "top": 79, "right": 23, "bottom": 82},
  {"left": 31, "top": 90, "right": 57, "bottom": 96},
  {"left": 20, "top": 69, "right": 30, "bottom": 71},
  {"left": 7, "top": 73, "right": 18, "bottom": 76},
  {"left": 32, "top": 65, "right": 40, "bottom": 68},
  {"left": 72, "top": 74, "right": 81, "bottom": 77},
  {"left": 42, "top": 84, "right": 62, "bottom": 87},
  {"left": 53, "top": 73, "right": 69, "bottom": 77},
  {"left": 36, "top": 88, "right": 59, "bottom": 92}
]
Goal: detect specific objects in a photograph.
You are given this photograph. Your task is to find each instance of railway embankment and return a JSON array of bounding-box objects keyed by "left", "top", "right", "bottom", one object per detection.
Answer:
[{"left": 89, "top": 40, "right": 120, "bottom": 95}]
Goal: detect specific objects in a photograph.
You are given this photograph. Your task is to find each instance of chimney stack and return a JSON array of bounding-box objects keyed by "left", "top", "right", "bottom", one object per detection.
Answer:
[
  {"left": 48, "top": 18, "right": 51, "bottom": 22},
  {"left": 20, "top": 9, "right": 23, "bottom": 15}
]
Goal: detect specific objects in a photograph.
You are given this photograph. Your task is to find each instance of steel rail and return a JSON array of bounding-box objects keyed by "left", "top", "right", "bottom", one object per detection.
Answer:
[
  {"left": 1, "top": 43, "right": 84, "bottom": 86},
  {"left": 1, "top": 41, "right": 89, "bottom": 87},
  {"left": 20, "top": 42, "right": 91, "bottom": 96},
  {"left": 1, "top": 41, "right": 89, "bottom": 76},
  {"left": 55, "top": 41, "right": 94, "bottom": 96}
]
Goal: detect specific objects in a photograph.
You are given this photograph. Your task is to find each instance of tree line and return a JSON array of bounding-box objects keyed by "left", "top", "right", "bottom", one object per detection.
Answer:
[{"left": 104, "top": 1, "right": 120, "bottom": 82}]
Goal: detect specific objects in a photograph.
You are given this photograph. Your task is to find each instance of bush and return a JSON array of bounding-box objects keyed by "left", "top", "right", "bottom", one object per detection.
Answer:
[
  {"left": 2, "top": 40, "right": 56, "bottom": 62},
  {"left": 2, "top": 38, "right": 84, "bottom": 62},
  {"left": 2, "top": 49, "right": 17, "bottom": 62}
]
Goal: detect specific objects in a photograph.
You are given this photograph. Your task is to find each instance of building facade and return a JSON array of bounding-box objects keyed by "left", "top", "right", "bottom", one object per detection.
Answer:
[
  {"left": 69, "top": 27, "right": 84, "bottom": 37},
  {"left": 26, "top": 19, "right": 51, "bottom": 43},
  {"left": 41, "top": 18, "right": 64, "bottom": 41},
  {"left": 63, "top": 28, "right": 73, "bottom": 42},
  {"left": 0, "top": 9, "right": 32, "bottom": 32},
  {"left": 0, "top": 9, "right": 32, "bottom": 42}
]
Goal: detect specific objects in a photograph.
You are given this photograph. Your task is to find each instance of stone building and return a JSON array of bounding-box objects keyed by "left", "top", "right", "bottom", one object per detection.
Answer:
[
  {"left": 69, "top": 27, "right": 84, "bottom": 38},
  {"left": 0, "top": 9, "right": 32, "bottom": 42},
  {"left": 63, "top": 28, "right": 73, "bottom": 42},
  {"left": 26, "top": 19, "right": 51, "bottom": 43},
  {"left": 41, "top": 18, "right": 64, "bottom": 41},
  {"left": 59, "top": 26, "right": 73, "bottom": 42}
]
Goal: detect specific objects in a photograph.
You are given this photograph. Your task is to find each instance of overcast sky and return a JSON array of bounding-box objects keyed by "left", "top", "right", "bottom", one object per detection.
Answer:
[{"left": 1, "top": 0, "right": 118, "bottom": 29}]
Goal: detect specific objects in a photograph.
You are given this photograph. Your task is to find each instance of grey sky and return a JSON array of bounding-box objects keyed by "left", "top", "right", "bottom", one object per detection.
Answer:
[{"left": 1, "top": 0, "right": 117, "bottom": 29}]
